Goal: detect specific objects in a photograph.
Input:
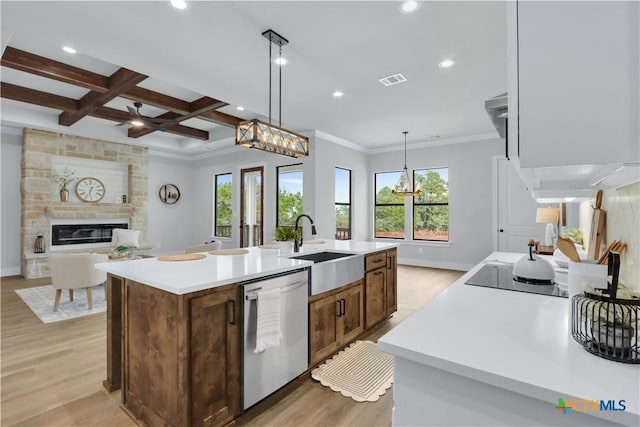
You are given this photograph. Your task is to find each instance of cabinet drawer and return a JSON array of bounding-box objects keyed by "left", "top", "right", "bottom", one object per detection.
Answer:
[{"left": 365, "top": 252, "right": 387, "bottom": 272}]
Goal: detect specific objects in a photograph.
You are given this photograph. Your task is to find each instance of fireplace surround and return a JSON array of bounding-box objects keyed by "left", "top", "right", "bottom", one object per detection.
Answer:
[{"left": 21, "top": 128, "right": 149, "bottom": 279}]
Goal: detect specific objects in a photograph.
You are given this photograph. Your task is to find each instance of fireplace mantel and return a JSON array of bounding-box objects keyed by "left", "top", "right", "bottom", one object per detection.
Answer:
[{"left": 44, "top": 202, "right": 136, "bottom": 219}]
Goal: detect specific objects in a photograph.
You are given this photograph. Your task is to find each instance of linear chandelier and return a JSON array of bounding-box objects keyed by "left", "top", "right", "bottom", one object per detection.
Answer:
[
  {"left": 392, "top": 131, "right": 421, "bottom": 196},
  {"left": 236, "top": 29, "right": 309, "bottom": 158}
]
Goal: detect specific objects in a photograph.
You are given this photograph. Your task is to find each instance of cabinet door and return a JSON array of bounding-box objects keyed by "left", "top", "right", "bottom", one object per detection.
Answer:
[
  {"left": 365, "top": 268, "right": 386, "bottom": 328},
  {"left": 516, "top": 1, "right": 639, "bottom": 168},
  {"left": 309, "top": 295, "right": 340, "bottom": 366},
  {"left": 339, "top": 282, "right": 364, "bottom": 345},
  {"left": 385, "top": 250, "right": 397, "bottom": 317},
  {"left": 190, "top": 288, "right": 240, "bottom": 427}
]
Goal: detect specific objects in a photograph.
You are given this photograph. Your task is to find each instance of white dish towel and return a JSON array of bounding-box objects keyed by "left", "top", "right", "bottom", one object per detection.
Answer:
[{"left": 254, "top": 287, "right": 283, "bottom": 353}]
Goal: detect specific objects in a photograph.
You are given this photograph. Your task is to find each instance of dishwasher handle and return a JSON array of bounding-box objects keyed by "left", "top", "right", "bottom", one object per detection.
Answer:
[{"left": 245, "top": 279, "right": 308, "bottom": 301}]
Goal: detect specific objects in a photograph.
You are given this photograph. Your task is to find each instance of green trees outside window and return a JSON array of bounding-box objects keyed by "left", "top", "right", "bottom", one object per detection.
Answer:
[
  {"left": 335, "top": 167, "right": 351, "bottom": 240},
  {"left": 374, "top": 168, "right": 449, "bottom": 241},
  {"left": 214, "top": 173, "right": 232, "bottom": 237},
  {"left": 375, "top": 171, "right": 405, "bottom": 238},
  {"left": 277, "top": 164, "right": 304, "bottom": 227},
  {"left": 413, "top": 168, "right": 449, "bottom": 241}
]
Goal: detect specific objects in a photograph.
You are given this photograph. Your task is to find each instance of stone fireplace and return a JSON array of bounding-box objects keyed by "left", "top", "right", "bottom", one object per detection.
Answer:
[{"left": 21, "top": 129, "right": 149, "bottom": 278}]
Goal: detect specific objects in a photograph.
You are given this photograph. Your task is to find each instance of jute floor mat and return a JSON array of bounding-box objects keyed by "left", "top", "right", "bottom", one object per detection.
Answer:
[{"left": 311, "top": 340, "right": 393, "bottom": 402}]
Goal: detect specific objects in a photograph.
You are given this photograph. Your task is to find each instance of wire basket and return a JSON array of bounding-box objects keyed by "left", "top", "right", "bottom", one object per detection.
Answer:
[{"left": 570, "top": 252, "right": 639, "bottom": 364}]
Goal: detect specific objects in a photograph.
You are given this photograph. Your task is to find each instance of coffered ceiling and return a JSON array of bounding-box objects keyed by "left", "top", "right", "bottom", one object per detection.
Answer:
[{"left": 0, "top": 1, "right": 507, "bottom": 156}]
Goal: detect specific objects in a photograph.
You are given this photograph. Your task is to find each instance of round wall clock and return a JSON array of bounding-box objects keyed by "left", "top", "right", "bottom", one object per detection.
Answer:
[
  {"left": 159, "top": 183, "right": 180, "bottom": 204},
  {"left": 75, "top": 177, "right": 106, "bottom": 203}
]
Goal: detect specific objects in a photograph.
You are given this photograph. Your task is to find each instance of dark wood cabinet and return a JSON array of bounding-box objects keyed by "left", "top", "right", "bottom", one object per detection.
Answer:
[
  {"left": 365, "top": 268, "right": 386, "bottom": 328},
  {"left": 309, "top": 280, "right": 364, "bottom": 366},
  {"left": 122, "top": 280, "right": 240, "bottom": 427},
  {"left": 364, "top": 248, "right": 398, "bottom": 328},
  {"left": 385, "top": 248, "right": 397, "bottom": 317}
]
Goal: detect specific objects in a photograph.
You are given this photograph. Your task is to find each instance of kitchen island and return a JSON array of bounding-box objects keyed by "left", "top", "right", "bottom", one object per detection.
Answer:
[
  {"left": 96, "top": 240, "right": 397, "bottom": 427},
  {"left": 378, "top": 252, "right": 640, "bottom": 427}
]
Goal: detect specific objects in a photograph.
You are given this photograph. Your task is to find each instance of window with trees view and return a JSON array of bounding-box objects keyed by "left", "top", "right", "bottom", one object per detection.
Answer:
[
  {"left": 335, "top": 167, "right": 351, "bottom": 240},
  {"left": 214, "top": 173, "right": 232, "bottom": 237},
  {"left": 375, "top": 171, "right": 405, "bottom": 239},
  {"left": 413, "top": 168, "right": 449, "bottom": 241},
  {"left": 277, "top": 164, "right": 303, "bottom": 227}
]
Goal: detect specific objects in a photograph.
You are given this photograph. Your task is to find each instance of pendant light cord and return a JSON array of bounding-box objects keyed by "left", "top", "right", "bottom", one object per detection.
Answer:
[
  {"left": 403, "top": 131, "right": 408, "bottom": 168},
  {"left": 268, "top": 39, "right": 272, "bottom": 124},
  {"left": 279, "top": 45, "right": 282, "bottom": 127}
]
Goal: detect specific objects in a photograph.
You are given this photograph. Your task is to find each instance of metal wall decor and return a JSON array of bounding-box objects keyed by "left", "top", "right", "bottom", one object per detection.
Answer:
[
  {"left": 235, "top": 29, "right": 309, "bottom": 158},
  {"left": 159, "top": 183, "right": 181, "bottom": 204}
]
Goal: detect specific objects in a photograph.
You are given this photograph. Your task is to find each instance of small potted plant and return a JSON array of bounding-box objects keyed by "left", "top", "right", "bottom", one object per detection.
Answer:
[
  {"left": 275, "top": 226, "right": 298, "bottom": 254},
  {"left": 52, "top": 167, "right": 77, "bottom": 202},
  {"left": 112, "top": 245, "right": 130, "bottom": 259}
]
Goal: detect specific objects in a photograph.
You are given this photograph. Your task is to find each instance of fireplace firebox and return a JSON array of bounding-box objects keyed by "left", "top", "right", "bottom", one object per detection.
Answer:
[{"left": 51, "top": 223, "right": 128, "bottom": 246}]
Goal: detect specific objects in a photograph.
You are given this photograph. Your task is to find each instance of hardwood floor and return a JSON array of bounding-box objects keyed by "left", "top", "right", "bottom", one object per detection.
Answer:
[{"left": 1, "top": 265, "right": 464, "bottom": 426}]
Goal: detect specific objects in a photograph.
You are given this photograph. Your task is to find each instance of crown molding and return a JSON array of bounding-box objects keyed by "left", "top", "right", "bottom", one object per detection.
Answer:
[
  {"left": 370, "top": 132, "right": 499, "bottom": 154},
  {"left": 312, "top": 130, "right": 369, "bottom": 153}
]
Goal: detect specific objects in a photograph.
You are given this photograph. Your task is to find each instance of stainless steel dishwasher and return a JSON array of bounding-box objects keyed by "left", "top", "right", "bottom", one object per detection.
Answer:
[{"left": 241, "top": 269, "right": 309, "bottom": 409}]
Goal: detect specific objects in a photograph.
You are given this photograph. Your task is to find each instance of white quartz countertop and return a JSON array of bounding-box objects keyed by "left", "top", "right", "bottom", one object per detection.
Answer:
[
  {"left": 378, "top": 252, "right": 640, "bottom": 425},
  {"left": 95, "top": 240, "right": 396, "bottom": 295}
]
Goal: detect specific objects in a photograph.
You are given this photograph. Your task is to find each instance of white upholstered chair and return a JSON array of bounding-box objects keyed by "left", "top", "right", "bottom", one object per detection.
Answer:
[
  {"left": 185, "top": 241, "right": 222, "bottom": 253},
  {"left": 49, "top": 253, "right": 108, "bottom": 312}
]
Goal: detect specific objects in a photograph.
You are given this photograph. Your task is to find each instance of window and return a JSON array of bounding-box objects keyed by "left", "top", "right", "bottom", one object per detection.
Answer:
[
  {"left": 374, "top": 171, "right": 405, "bottom": 239},
  {"left": 413, "top": 168, "right": 449, "bottom": 241},
  {"left": 277, "top": 164, "right": 303, "bottom": 227},
  {"left": 214, "top": 173, "right": 232, "bottom": 237},
  {"left": 335, "top": 167, "right": 351, "bottom": 240}
]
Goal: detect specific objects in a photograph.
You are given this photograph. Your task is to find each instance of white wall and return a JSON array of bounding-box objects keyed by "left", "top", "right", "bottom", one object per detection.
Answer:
[
  {"left": 147, "top": 153, "right": 195, "bottom": 254},
  {"left": 369, "top": 137, "right": 503, "bottom": 270},
  {"left": 1, "top": 128, "right": 22, "bottom": 275},
  {"left": 314, "top": 135, "right": 369, "bottom": 241}
]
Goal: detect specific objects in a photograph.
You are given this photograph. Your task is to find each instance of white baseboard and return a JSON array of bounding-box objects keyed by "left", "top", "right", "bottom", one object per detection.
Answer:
[
  {"left": 398, "top": 257, "right": 474, "bottom": 272},
  {"left": 1, "top": 266, "right": 21, "bottom": 277}
]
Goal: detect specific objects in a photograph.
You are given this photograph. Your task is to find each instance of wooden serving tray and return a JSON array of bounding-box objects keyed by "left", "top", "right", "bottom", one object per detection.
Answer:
[
  {"left": 258, "top": 244, "right": 280, "bottom": 249},
  {"left": 209, "top": 249, "right": 249, "bottom": 255},
  {"left": 157, "top": 253, "right": 207, "bottom": 262}
]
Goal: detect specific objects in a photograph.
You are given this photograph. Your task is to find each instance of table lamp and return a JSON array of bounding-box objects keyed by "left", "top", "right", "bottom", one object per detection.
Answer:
[{"left": 536, "top": 207, "right": 559, "bottom": 247}]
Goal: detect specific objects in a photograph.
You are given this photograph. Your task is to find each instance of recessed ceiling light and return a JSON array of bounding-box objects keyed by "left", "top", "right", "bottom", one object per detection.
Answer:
[
  {"left": 236, "top": 106, "right": 245, "bottom": 111},
  {"left": 170, "top": 0, "right": 187, "bottom": 10},
  {"left": 332, "top": 91, "right": 344, "bottom": 98},
  {"left": 439, "top": 59, "right": 455, "bottom": 68},
  {"left": 275, "top": 57, "right": 287, "bottom": 66},
  {"left": 401, "top": 1, "right": 418, "bottom": 13},
  {"left": 62, "top": 46, "right": 76, "bottom": 54},
  {"left": 131, "top": 120, "right": 144, "bottom": 127}
]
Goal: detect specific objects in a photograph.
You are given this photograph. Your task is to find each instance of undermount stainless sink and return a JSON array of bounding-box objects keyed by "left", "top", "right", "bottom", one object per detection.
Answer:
[
  {"left": 288, "top": 251, "right": 354, "bottom": 263},
  {"left": 288, "top": 251, "right": 363, "bottom": 295}
]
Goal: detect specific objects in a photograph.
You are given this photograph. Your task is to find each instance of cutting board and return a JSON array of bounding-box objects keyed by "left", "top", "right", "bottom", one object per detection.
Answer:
[{"left": 587, "top": 190, "right": 606, "bottom": 260}]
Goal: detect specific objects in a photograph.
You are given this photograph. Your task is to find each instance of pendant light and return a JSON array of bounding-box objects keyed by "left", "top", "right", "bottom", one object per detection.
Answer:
[
  {"left": 235, "top": 29, "right": 309, "bottom": 158},
  {"left": 391, "top": 131, "right": 421, "bottom": 196}
]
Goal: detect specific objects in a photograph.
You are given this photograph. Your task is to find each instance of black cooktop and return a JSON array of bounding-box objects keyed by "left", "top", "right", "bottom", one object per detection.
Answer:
[{"left": 465, "top": 263, "right": 568, "bottom": 298}]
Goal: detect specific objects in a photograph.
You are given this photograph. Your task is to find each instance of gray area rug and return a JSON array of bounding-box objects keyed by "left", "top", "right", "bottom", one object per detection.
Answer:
[{"left": 15, "top": 284, "right": 106, "bottom": 324}]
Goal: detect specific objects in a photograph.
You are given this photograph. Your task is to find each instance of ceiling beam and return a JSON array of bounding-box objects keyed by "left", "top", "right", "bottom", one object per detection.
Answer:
[
  {"left": 0, "top": 82, "right": 78, "bottom": 111},
  {"left": 2, "top": 46, "right": 243, "bottom": 131},
  {"left": 0, "top": 82, "right": 209, "bottom": 140},
  {"left": 120, "top": 87, "right": 192, "bottom": 114},
  {"left": 58, "top": 68, "right": 148, "bottom": 126},
  {"left": 128, "top": 96, "right": 227, "bottom": 138},
  {"left": 1, "top": 47, "right": 109, "bottom": 93}
]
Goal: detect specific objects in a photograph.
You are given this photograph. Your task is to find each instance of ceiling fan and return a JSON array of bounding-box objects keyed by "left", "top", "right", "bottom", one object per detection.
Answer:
[{"left": 116, "top": 102, "right": 177, "bottom": 130}]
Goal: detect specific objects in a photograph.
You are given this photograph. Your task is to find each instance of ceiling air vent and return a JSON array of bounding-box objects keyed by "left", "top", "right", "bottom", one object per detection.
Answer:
[{"left": 378, "top": 73, "right": 407, "bottom": 87}]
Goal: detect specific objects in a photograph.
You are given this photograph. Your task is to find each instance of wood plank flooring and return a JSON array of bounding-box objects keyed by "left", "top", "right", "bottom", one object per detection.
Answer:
[{"left": 1, "top": 265, "right": 464, "bottom": 426}]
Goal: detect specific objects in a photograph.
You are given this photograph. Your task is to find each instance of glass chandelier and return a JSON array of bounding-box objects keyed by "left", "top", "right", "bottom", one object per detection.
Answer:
[
  {"left": 236, "top": 29, "right": 309, "bottom": 158},
  {"left": 392, "top": 131, "right": 421, "bottom": 196}
]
